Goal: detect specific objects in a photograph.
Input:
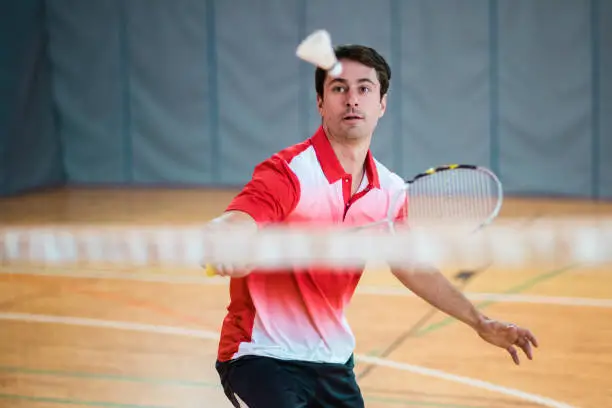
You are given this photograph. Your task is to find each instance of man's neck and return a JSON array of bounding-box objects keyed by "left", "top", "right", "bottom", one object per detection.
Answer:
[{"left": 324, "top": 125, "right": 371, "bottom": 183}]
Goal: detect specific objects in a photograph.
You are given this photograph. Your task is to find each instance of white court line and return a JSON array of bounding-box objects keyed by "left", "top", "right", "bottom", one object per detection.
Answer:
[
  {"left": 0, "top": 312, "right": 575, "bottom": 408},
  {"left": 0, "top": 266, "right": 228, "bottom": 285},
  {"left": 355, "top": 355, "right": 575, "bottom": 408},
  {"left": 2, "top": 267, "right": 611, "bottom": 309},
  {"left": 356, "top": 286, "right": 612, "bottom": 308},
  {"left": 0, "top": 312, "right": 219, "bottom": 339}
]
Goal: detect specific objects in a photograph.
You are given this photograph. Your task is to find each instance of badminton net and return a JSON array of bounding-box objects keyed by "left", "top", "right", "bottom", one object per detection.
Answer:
[{"left": 1, "top": 217, "right": 612, "bottom": 273}]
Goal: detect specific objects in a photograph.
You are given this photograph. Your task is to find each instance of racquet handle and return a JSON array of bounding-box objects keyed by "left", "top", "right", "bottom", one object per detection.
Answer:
[{"left": 205, "top": 264, "right": 218, "bottom": 277}]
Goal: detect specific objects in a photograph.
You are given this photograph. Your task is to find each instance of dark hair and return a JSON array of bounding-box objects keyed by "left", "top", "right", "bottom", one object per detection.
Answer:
[{"left": 315, "top": 44, "right": 391, "bottom": 100}]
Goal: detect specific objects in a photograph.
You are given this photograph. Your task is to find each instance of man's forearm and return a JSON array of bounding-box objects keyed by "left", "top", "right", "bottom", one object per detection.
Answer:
[
  {"left": 391, "top": 265, "right": 486, "bottom": 331},
  {"left": 207, "top": 210, "right": 258, "bottom": 228}
]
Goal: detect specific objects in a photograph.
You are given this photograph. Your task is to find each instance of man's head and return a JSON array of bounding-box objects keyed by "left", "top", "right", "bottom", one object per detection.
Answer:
[{"left": 315, "top": 45, "right": 391, "bottom": 142}]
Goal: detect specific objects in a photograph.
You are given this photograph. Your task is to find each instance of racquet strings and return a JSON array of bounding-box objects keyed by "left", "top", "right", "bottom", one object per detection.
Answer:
[{"left": 394, "top": 166, "right": 503, "bottom": 232}]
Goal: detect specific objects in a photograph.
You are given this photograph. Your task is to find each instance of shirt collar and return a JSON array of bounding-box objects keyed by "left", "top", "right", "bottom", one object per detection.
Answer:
[{"left": 310, "top": 126, "right": 380, "bottom": 189}]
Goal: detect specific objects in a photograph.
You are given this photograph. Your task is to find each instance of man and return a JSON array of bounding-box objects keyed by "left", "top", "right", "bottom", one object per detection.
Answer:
[{"left": 208, "top": 45, "right": 538, "bottom": 408}]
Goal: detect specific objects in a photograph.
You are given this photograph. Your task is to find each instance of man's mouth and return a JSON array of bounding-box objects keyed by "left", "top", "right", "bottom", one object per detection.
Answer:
[{"left": 343, "top": 115, "right": 364, "bottom": 120}]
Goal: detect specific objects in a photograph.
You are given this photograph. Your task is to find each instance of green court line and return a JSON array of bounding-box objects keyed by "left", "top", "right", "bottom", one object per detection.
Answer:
[
  {"left": 2, "top": 265, "right": 577, "bottom": 408},
  {"left": 0, "top": 393, "right": 169, "bottom": 408},
  {"left": 415, "top": 263, "right": 579, "bottom": 336},
  {"left": 0, "top": 366, "right": 215, "bottom": 388},
  {"left": 3, "top": 366, "right": 485, "bottom": 408}
]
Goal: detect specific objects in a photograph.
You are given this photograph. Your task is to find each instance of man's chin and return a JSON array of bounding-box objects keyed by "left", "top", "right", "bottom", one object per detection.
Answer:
[
  {"left": 343, "top": 127, "right": 369, "bottom": 140},
  {"left": 325, "top": 122, "right": 371, "bottom": 141}
]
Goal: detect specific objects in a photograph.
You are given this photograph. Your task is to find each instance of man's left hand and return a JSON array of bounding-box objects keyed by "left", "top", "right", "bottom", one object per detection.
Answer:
[{"left": 476, "top": 318, "right": 538, "bottom": 365}]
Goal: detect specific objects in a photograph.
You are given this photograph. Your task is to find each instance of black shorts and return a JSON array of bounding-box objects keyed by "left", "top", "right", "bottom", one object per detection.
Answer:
[{"left": 215, "top": 354, "right": 364, "bottom": 408}]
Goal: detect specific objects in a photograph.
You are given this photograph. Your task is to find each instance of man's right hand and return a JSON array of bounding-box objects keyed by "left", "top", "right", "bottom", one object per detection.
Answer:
[
  {"left": 205, "top": 262, "right": 253, "bottom": 278},
  {"left": 203, "top": 210, "right": 258, "bottom": 278}
]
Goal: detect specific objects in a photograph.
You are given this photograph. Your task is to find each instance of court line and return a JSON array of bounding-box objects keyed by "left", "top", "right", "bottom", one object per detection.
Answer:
[
  {"left": 360, "top": 396, "right": 479, "bottom": 408},
  {"left": 356, "top": 287, "right": 612, "bottom": 308},
  {"left": 0, "top": 365, "right": 215, "bottom": 388},
  {"left": 357, "top": 265, "right": 490, "bottom": 381},
  {"left": 3, "top": 268, "right": 251, "bottom": 284},
  {"left": 0, "top": 312, "right": 218, "bottom": 339},
  {"left": 3, "top": 267, "right": 611, "bottom": 308},
  {"left": 0, "top": 312, "right": 575, "bottom": 408},
  {"left": 355, "top": 356, "right": 574, "bottom": 408},
  {"left": 362, "top": 264, "right": 580, "bottom": 372},
  {"left": 0, "top": 393, "right": 169, "bottom": 408},
  {"left": 71, "top": 287, "right": 207, "bottom": 326},
  {"left": 0, "top": 366, "right": 485, "bottom": 408},
  {"left": 416, "top": 264, "right": 579, "bottom": 336},
  {"left": 0, "top": 267, "right": 223, "bottom": 284}
]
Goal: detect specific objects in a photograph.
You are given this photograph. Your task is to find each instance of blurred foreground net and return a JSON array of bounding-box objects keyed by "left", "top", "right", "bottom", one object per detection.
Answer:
[{"left": 1, "top": 217, "right": 612, "bottom": 273}]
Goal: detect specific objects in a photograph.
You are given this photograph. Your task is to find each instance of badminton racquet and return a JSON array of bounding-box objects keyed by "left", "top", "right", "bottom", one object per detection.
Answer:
[
  {"left": 206, "top": 164, "right": 503, "bottom": 276},
  {"left": 361, "top": 163, "right": 503, "bottom": 234}
]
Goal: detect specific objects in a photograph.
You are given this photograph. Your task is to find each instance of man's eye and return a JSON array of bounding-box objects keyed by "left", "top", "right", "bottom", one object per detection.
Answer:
[
  {"left": 360, "top": 86, "right": 371, "bottom": 94},
  {"left": 332, "top": 86, "right": 345, "bottom": 93}
]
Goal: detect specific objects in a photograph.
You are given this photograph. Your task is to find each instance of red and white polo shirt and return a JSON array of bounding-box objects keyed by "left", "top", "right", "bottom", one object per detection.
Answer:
[{"left": 217, "top": 126, "right": 406, "bottom": 364}]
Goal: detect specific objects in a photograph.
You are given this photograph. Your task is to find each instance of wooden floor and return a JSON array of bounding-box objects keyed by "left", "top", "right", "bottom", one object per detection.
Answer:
[{"left": 1, "top": 187, "right": 611, "bottom": 408}]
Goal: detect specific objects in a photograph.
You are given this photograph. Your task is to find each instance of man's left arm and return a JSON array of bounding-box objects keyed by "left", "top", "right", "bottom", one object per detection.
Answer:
[{"left": 391, "top": 264, "right": 538, "bottom": 365}]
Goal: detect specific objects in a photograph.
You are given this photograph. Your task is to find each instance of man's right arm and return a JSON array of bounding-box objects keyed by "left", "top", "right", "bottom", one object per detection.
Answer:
[
  {"left": 204, "top": 156, "right": 300, "bottom": 277},
  {"left": 209, "top": 210, "right": 258, "bottom": 229}
]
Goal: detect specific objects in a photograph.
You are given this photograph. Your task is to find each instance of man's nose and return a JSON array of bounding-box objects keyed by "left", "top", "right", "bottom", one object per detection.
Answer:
[{"left": 345, "top": 88, "right": 359, "bottom": 107}]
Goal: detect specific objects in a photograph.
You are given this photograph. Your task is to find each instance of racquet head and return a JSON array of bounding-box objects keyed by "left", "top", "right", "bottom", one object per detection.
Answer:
[{"left": 388, "top": 164, "right": 503, "bottom": 234}]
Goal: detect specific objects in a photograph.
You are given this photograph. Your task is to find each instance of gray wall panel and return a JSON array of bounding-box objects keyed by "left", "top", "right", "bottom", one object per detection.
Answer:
[
  {"left": 126, "top": 0, "right": 212, "bottom": 184},
  {"left": 598, "top": 0, "right": 612, "bottom": 198},
  {"left": 46, "top": 0, "right": 126, "bottom": 183},
  {"left": 498, "top": 0, "right": 592, "bottom": 196},
  {"left": 3, "top": 1, "right": 604, "bottom": 199},
  {"left": 0, "top": 0, "right": 63, "bottom": 196},
  {"left": 216, "top": 0, "right": 301, "bottom": 184},
  {"left": 399, "top": 0, "right": 491, "bottom": 179}
]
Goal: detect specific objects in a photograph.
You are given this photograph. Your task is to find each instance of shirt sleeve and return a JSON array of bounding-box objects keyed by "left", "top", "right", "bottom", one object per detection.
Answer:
[{"left": 225, "top": 155, "right": 300, "bottom": 225}]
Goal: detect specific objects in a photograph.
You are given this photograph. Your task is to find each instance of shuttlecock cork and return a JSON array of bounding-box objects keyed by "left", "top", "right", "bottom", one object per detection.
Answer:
[{"left": 296, "top": 29, "right": 342, "bottom": 77}]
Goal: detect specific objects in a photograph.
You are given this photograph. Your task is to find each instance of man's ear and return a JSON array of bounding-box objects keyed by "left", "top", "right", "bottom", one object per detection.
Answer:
[{"left": 379, "top": 93, "right": 388, "bottom": 118}]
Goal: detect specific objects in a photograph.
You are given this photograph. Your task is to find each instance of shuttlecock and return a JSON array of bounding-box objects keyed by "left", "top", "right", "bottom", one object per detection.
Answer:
[{"left": 296, "top": 29, "right": 342, "bottom": 77}]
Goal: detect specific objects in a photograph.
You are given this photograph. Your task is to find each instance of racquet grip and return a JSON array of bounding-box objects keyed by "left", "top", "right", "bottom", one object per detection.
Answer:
[{"left": 205, "top": 264, "right": 218, "bottom": 277}]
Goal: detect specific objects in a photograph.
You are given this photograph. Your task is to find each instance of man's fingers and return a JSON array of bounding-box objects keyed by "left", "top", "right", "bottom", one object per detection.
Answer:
[
  {"left": 516, "top": 327, "right": 539, "bottom": 348},
  {"left": 217, "top": 264, "right": 230, "bottom": 276},
  {"left": 205, "top": 262, "right": 253, "bottom": 278},
  {"left": 507, "top": 346, "right": 520, "bottom": 365},
  {"left": 204, "top": 263, "right": 233, "bottom": 276},
  {"left": 519, "top": 338, "right": 533, "bottom": 360},
  {"left": 525, "top": 330, "right": 539, "bottom": 348}
]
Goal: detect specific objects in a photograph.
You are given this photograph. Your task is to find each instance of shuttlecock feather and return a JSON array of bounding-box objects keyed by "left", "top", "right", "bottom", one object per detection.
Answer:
[{"left": 296, "top": 30, "right": 342, "bottom": 77}]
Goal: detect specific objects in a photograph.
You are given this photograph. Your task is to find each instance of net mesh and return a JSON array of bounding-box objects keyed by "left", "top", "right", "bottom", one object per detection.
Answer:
[{"left": 2, "top": 217, "right": 611, "bottom": 273}]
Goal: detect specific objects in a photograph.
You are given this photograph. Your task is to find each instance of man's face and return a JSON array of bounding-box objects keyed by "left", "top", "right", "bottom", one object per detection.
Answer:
[{"left": 317, "top": 59, "right": 387, "bottom": 142}]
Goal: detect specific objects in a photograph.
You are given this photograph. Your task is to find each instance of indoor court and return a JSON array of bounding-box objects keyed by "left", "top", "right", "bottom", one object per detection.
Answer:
[
  {"left": 1, "top": 188, "right": 611, "bottom": 408},
  {"left": 2, "top": 1, "right": 611, "bottom": 407}
]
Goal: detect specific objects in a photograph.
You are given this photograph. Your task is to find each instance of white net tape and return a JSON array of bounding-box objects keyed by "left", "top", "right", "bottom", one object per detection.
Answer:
[{"left": 2, "top": 217, "right": 612, "bottom": 271}]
